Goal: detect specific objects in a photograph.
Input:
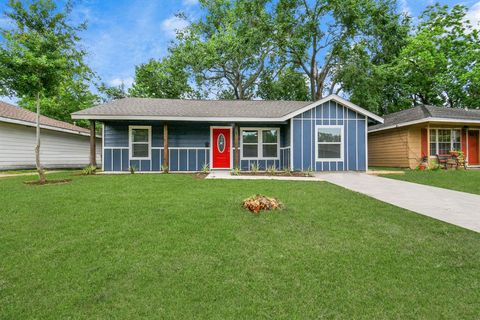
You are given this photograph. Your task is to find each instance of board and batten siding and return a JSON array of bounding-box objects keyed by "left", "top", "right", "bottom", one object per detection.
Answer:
[
  {"left": 103, "top": 122, "right": 211, "bottom": 172},
  {"left": 238, "top": 123, "right": 289, "bottom": 171},
  {"left": 0, "top": 121, "right": 101, "bottom": 170},
  {"left": 292, "top": 100, "right": 367, "bottom": 171},
  {"left": 103, "top": 121, "right": 292, "bottom": 172}
]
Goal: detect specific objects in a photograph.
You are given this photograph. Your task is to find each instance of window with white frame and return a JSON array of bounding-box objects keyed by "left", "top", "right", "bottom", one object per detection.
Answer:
[
  {"left": 241, "top": 128, "right": 279, "bottom": 159},
  {"left": 129, "top": 126, "right": 151, "bottom": 159},
  {"left": 429, "top": 129, "right": 461, "bottom": 156},
  {"left": 316, "top": 125, "right": 343, "bottom": 160}
]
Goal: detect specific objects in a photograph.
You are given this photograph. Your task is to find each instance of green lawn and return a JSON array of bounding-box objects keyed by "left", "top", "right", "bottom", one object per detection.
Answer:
[
  {"left": 381, "top": 169, "right": 480, "bottom": 195},
  {"left": 0, "top": 173, "right": 479, "bottom": 319}
]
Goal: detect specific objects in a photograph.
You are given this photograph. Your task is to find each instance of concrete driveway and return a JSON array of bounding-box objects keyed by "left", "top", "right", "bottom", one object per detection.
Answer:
[{"left": 318, "top": 172, "right": 480, "bottom": 233}]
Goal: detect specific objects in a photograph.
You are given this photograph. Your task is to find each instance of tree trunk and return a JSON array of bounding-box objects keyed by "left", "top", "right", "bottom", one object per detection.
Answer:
[
  {"left": 35, "top": 92, "right": 46, "bottom": 184},
  {"left": 89, "top": 120, "right": 96, "bottom": 167}
]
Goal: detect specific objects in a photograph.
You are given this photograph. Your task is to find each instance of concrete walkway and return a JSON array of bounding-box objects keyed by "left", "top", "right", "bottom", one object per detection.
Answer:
[{"left": 318, "top": 172, "right": 480, "bottom": 233}]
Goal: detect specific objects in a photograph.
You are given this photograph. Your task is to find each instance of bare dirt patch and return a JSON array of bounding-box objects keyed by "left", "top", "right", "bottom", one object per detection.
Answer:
[{"left": 24, "top": 179, "right": 72, "bottom": 186}]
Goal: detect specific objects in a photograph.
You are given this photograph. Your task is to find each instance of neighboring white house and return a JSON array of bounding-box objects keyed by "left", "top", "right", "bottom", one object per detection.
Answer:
[{"left": 0, "top": 101, "right": 101, "bottom": 170}]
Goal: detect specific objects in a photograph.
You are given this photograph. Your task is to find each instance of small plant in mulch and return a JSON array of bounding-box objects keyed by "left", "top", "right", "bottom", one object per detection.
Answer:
[
  {"left": 129, "top": 166, "right": 137, "bottom": 174},
  {"left": 81, "top": 165, "right": 97, "bottom": 175},
  {"left": 266, "top": 165, "right": 277, "bottom": 175},
  {"left": 242, "top": 194, "right": 283, "bottom": 214},
  {"left": 201, "top": 163, "right": 210, "bottom": 174},
  {"left": 24, "top": 179, "right": 72, "bottom": 186},
  {"left": 162, "top": 164, "right": 169, "bottom": 173},
  {"left": 250, "top": 162, "right": 259, "bottom": 174}
]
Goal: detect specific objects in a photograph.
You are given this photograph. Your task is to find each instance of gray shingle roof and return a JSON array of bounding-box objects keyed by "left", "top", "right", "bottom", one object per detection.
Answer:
[
  {"left": 369, "top": 105, "right": 480, "bottom": 132},
  {"left": 0, "top": 101, "right": 90, "bottom": 135},
  {"left": 72, "top": 98, "right": 311, "bottom": 119}
]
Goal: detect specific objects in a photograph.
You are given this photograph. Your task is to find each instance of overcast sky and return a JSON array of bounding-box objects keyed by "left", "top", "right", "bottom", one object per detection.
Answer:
[{"left": 0, "top": 0, "right": 479, "bottom": 105}]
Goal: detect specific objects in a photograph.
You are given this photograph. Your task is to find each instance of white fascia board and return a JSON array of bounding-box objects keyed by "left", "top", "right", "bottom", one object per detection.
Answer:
[
  {"left": 71, "top": 114, "right": 287, "bottom": 122},
  {"left": 0, "top": 116, "right": 98, "bottom": 137},
  {"left": 368, "top": 117, "right": 480, "bottom": 133}
]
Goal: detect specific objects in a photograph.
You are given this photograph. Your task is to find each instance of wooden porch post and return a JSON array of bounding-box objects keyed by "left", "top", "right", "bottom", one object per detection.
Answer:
[
  {"left": 427, "top": 124, "right": 430, "bottom": 167},
  {"left": 234, "top": 123, "right": 239, "bottom": 168},
  {"left": 89, "top": 120, "right": 96, "bottom": 167},
  {"left": 163, "top": 123, "right": 169, "bottom": 170}
]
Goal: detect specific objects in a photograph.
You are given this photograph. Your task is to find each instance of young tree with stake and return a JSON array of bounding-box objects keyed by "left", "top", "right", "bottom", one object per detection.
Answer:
[{"left": 0, "top": 0, "right": 90, "bottom": 183}]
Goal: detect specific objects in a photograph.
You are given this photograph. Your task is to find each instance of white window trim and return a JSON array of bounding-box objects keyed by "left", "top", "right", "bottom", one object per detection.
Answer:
[
  {"left": 428, "top": 128, "right": 462, "bottom": 157},
  {"left": 129, "top": 125, "right": 152, "bottom": 160},
  {"left": 240, "top": 127, "right": 280, "bottom": 160},
  {"left": 315, "top": 125, "right": 344, "bottom": 162}
]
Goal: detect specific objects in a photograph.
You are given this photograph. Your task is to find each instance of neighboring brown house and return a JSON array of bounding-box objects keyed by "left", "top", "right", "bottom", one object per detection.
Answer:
[{"left": 368, "top": 105, "right": 480, "bottom": 169}]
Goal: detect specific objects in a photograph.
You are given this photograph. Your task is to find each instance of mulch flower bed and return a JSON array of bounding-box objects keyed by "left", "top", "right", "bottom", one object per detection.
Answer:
[
  {"left": 193, "top": 172, "right": 209, "bottom": 179},
  {"left": 234, "top": 171, "right": 313, "bottom": 177},
  {"left": 24, "top": 179, "right": 72, "bottom": 186},
  {"left": 242, "top": 194, "right": 283, "bottom": 214}
]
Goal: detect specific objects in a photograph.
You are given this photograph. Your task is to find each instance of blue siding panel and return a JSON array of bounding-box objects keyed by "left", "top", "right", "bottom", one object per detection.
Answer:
[
  {"left": 302, "top": 119, "right": 312, "bottom": 170},
  {"left": 104, "top": 124, "right": 128, "bottom": 147},
  {"left": 322, "top": 104, "right": 329, "bottom": 125},
  {"left": 348, "top": 120, "right": 357, "bottom": 170},
  {"left": 357, "top": 119, "right": 366, "bottom": 170},
  {"left": 122, "top": 149, "right": 129, "bottom": 171},
  {"left": 130, "top": 160, "right": 140, "bottom": 171},
  {"left": 170, "top": 149, "right": 179, "bottom": 171},
  {"left": 198, "top": 149, "right": 207, "bottom": 169},
  {"left": 293, "top": 120, "right": 302, "bottom": 170},
  {"left": 104, "top": 149, "right": 112, "bottom": 171},
  {"left": 113, "top": 149, "right": 121, "bottom": 171},
  {"left": 152, "top": 149, "right": 160, "bottom": 171},
  {"left": 240, "top": 160, "right": 249, "bottom": 171},
  {"left": 179, "top": 150, "right": 188, "bottom": 171},
  {"left": 152, "top": 127, "right": 163, "bottom": 147},
  {"left": 140, "top": 160, "right": 150, "bottom": 171},
  {"left": 329, "top": 101, "right": 336, "bottom": 123},
  {"left": 188, "top": 150, "right": 197, "bottom": 171},
  {"left": 290, "top": 100, "right": 368, "bottom": 172}
]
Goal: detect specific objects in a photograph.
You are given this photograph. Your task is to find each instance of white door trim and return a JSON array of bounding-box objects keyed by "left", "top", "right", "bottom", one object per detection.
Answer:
[{"left": 210, "top": 126, "right": 233, "bottom": 169}]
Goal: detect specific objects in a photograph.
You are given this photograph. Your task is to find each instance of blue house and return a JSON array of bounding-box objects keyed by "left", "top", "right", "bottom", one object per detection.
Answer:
[{"left": 72, "top": 95, "right": 383, "bottom": 172}]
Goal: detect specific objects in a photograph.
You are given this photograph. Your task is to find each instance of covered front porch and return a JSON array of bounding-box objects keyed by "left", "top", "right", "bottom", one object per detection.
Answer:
[
  {"left": 97, "top": 120, "right": 291, "bottom": 172},
  {"left": 420, "top": 122, "right": 480, "bottom": 168}
]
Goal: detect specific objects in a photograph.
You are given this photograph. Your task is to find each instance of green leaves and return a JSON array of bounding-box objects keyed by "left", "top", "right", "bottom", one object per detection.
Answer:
[
  {"left": 175, "top": 0, "right": 274, "bottom": 99},
  {"left": 129, "top": 54, "right": 192, "bottom": 99},
  {"left": 396, "top": 4, "right": 480, "bottom": 108},
  {"left": 0, "top": 0, "right": 94, "bottom": 121}
]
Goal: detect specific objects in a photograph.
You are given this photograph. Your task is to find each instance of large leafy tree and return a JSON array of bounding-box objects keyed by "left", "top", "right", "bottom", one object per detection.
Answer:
[
  {"left": 257, "top": 67, "right": 309, "bottom": 101},
  {"left": 98, "top": 82, "right": 128, "bottom": 102},
  {"left": 176, "top": 0, "right": 275, "bottom": 99},
  {"left": 0, "top": 0, "right": 91, "bottom": 183},
  {"left": 129, "top": 54, "right": 192, "bottom": 98},
  {"left": 274, "top": 0, "right": 409, "bottom": 102},
  {"left": 396, "top": 4, "right": 480, "bottom": 108}
]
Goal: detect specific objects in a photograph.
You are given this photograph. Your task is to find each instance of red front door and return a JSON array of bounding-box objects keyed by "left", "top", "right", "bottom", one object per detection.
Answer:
[
  {"left": 211, "top": 127, "right": 231, "bottom": 169},
  {"left": 468, "top": 131, "right": 479, "bottom": 165}
]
